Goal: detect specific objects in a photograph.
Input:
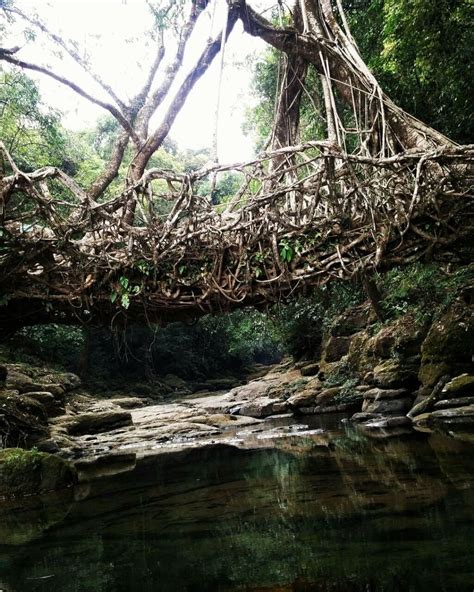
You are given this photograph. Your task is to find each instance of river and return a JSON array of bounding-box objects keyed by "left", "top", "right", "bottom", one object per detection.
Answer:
[{"left": 0, "top": 416, "right": 473, "bottom": 591}]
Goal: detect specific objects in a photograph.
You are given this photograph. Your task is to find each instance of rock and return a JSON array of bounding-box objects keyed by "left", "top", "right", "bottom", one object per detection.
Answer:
[
  {"left": 364, "top": 416, "right": 412, "bottom": 429},
  {"left": 372, "top": 315, "right": 428, "bottom": 359},
  {"left": 362, "top": 397, "right": 413, "bottom": 415},
  {"left": 331, "top": 304, "right": 375, "bottom": 337},
  {"left": 109, "top": 397, "right": 149, "bottom": 409},
  {"left": 0, "top": 389, "right": 49, "bottom": 445},
  {"left": 413, "top": 405, "right": 474, "bottom": 430},
  {"left": 442, "top": 374, "right": 474, "bottom": 397},
  {"left": 363, "top": 388, "right": 409, "bottom": 401},
  {"left": 314, "top": 402, "right": 359, "bottom": 414},
  {"left": 351, "top": 412, "right": 383, "bottom": 422},
  {"left": 419, "top": 299, "right": 474, "bottom": 394},
  {"left": 287, "top": 391, "right": 319, "bottom": 408},
  {"left": 6, "top": 370, "right": 33, "bottom": 392},
  {"left": 0, "top": 364, "right": 7, "bottom": 385},
  {"left": 21, "top": 391, "right": 59, "bottom": 414},
  {"left": 356, "top": 415, "right": 414, "bottom": 438},
  {"left": 232, "top": 397, "right": 286, "bottom": 418},
  {"left": 433, "top": 397, "right": 474, "bottom": 410},
  {"left": 323, "top": 336, "right": 353, "bottom": 363},
  {"left": 75, "top": 453, "right": 137, "bottom": 482},
  {"left": 0, "top": 448, "right": 76, "bottom": 498},
  {"left": 35, "top": 438, "right": 61, "bottom": 453},
  {"left": 347, "top": 314, "right": 428, "bottom": 378},
  {"left": 407, "top": 375, "right": 450, "bottom": 419},
  {"left": 355, "top": 384, "right": 372, "bottom": 392},
  {"left": 372, "top": 359, "right": 418, "bottom": 389},
  {"left": 201, "top": 377, "right": 241, "bottom": 391},
  {"left": 162, "top": 374, "right": 190, "bottom": 391},
  {"left": 300, "top": 362, "right": 320, "bottom": 377},
  {"left": 65, "top": 410, "right": 133, "bottom": 436},
  {"left": 46, "top": 372, "right": 81, "bottom": 390},
  {"left": 315, "top": 386, "right": 342, "bottom": 405}
]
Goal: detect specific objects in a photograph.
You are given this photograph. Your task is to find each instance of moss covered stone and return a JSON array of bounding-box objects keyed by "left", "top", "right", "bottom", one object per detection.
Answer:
[
  {"left": 442, "top": 374, "right": 474, "bottom": 397},
  {"left": 0, "top": 448, "right": 76, "bottom": 498},
  {"left": 419, "top": 300, "right": 474, "bottom": 392}
]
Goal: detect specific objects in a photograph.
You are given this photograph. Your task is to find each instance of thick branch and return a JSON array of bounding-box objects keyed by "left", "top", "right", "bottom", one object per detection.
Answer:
[
  {"left": 7, "top": 6, "right": 129, "bottom": 114},
  {"left": 239, "top": 0, "right": 454, "bottom": 152},
  {"left": 130, "top": 6, "right": 240, "bottom": 181},
  {"left": 88, "top": 130, "right": 130, "bottom": 200},
  {"left": 134, "top": 0, "right": 209, "bottom": 140},
  {"left": 0, "top": 50, "right": 140, "bottom": 144}
]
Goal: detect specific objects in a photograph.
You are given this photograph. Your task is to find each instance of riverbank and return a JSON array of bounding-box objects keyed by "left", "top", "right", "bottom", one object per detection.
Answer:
[{"left": 0, "top": 271, "right": 473, "bottom": 496}]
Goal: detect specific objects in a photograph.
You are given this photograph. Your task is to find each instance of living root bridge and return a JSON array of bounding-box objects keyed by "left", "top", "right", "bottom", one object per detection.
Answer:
[{"left": 0, "top": 141, "right": 473, "bottom": 331}]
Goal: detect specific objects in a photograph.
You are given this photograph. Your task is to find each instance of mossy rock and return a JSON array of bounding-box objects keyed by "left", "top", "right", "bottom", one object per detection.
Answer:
[
  {"left": 419, "top": 300, "right": 474, "bottom": 391},
  {"left": 346, "top": 315, "right": 426, "bottom": 379},
  {"left": 323, "top": 335, "right": 353, "bottom": 363},
  {"left": 0, "top": 389, "right": 49, "bottom": 446},
  {"left": 442, "top": 374, "right": 474, "bottom": 397},
  {"left": 346, "top": 330, "right": 373, "bottom": 375},
  {"left": 300, "top": 362, "right": 320, "bottom": 377},
  {"left": 330, "top": 303, "right": 375, "bottom": 337},
  {"left": 372, "top": 359, "right": 419, "bottom": 389},
  {"left": 0, "top": 448, "right": 76, "bottom": 499}
]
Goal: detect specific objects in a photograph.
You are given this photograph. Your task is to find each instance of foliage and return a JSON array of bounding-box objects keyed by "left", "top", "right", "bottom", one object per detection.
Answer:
[
  {"left": 0, "top": 70, "right": 68, "bottom": 171},
  {"left": 377, "top": 263, "right": 474, "bottom": 322},
  {"left": 324, "top": 360, "right": 356, "bottom": 387},
  {"left": 11, "top": 324, "right": 85, "bottom": 369},
  {"left": 276, "top": 281, "right": 364, "bottom": 359},
  {"left": 0, "top": 446, "right": 42, "bottom": 471},
  {"left": 245, "top": 0, "right": 473, "bottom": 148},
  {"left": 345, "top": 0, "right": 473, "bottom": 143}
]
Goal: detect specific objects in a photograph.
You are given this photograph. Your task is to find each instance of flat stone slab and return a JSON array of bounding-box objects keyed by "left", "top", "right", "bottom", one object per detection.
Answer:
[{"left": 65, "top": 411, "right": 133, "bottom": 436}]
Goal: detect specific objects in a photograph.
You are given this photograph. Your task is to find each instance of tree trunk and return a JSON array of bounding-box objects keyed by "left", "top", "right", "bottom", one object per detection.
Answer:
[{"left": 238, "top": 0, "right": 455, "bottom": 155}]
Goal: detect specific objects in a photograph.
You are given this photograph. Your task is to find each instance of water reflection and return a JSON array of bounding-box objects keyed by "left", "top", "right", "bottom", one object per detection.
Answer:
[{"left": 0, "top": 426, "right": 473, "bottom": 591}]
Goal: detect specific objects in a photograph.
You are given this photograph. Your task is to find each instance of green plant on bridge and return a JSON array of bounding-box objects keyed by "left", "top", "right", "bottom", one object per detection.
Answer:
[
  {"left": 110, "top": 276, "right": 142, "bottom": 310},
  {"left": 279, "top": 238, "right": 302, "bottom": 264}
]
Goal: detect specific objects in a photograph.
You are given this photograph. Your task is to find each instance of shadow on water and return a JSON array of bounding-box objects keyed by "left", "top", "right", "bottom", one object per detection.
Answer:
[{"left": 0, "top": 422, "right": 473, "bottom": 592}]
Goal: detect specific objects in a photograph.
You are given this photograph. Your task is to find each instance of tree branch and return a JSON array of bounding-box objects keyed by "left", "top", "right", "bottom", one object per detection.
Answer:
[
  {"left": 134, "top": 0, "right": 209, "bottom": 140},
  {"left": 6, "top": 6, "right": 129, "bottom": 114},
  {"left": 0, "top": 50, "right": 140, "bottom": 145},
  {"left": 88, "top": 130, "right": 130, "bottom": 200},
  {"left": 131, "top": 5, "right": 240, "bottom": 179}
]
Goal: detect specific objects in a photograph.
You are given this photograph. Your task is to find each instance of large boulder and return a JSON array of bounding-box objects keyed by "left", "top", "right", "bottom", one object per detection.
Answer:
[
  {"left": 323, "top": 336, "right": 353, "bottom": 363},
  {"left": 442, "top": 374, "right": 474, "bottom": 398},
  {"left": 372, "top": 359, "right": 419, "bottom": 389},
  {"left": 330, "top": 303, "right": 375, "bottom": 337},
  {"left": 362, "top": 387, "right": 413, "bottom": 415},
  {"left": 413, "top": 405, "right": 474, "bottom": 431},
  {"left": 347, "top": 314, "right": 427, "bottom": 378},
  {"left": 418, "top": 299, "right": 474, "bottom": 395},
  {"left": 0, "top": 448, "right": 76, "bottom": 498}
]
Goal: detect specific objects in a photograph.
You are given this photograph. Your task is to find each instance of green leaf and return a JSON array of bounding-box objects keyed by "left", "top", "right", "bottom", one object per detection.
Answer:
[
  {"left": 119, "top": 276, "right": 129, "bottom": 290},
  {"left": 120, "top": 293, "right": 130, "bottom": 309},
  {"left": 110, "top": 292, "right": 118, "bottom": 303}
]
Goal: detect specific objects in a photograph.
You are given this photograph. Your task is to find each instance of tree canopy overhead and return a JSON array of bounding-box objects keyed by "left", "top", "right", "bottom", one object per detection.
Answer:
[{"left": 0, "top": 1, "right": 472, "bottom": 331}]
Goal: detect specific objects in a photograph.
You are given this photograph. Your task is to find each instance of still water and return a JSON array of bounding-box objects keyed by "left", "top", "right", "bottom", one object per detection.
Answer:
[{"left": 0, "top": 420, "right": 473, "bottom": 592}]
